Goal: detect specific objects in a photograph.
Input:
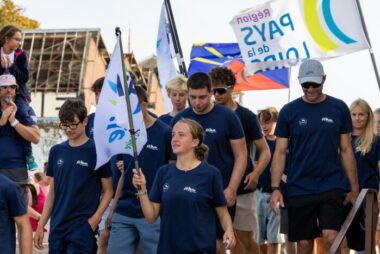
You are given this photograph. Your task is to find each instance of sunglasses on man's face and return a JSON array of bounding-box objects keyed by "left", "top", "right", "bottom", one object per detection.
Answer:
[
  {"left": 213, "top": 86, "right": 232, "bottom": 95},
  {"left": 301, "top": 82, "right": 322, "bottom": 89}
]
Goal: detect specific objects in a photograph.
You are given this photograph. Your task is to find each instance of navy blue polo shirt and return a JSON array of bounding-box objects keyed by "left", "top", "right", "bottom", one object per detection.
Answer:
[
  {"left": 114, "top": 119, "right": 174, "bottom": 218},
  {"left": 275, "top": 96, "right": 352, "bottom": 197},
  {"left": 47, "top": 139, "right": 112, "bottom": 237},
  {"left": 150, "top": 162, "right": 226, "bottom": 253},
  {"left": 0, "top": 174, "right": 27, "bottom": 254},
  {"left": 172, "top": 104, "right": 245, "bottom": 188}
]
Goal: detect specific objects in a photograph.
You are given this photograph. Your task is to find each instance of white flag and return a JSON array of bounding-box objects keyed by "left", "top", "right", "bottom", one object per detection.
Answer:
[
  {"left": 156, "top": 2, "right": 178, "bottom": 112},
  {"left": 94, "top": 39, "right": 147, "bottom": 169},
  {"left": 230, "top": 0, "right": 369, "bottom": 74}
]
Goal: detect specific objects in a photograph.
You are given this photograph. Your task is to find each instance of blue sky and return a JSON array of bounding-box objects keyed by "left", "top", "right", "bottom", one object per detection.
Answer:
[{"left": 14, "top": 0, "right": 380, "bottom": 111}]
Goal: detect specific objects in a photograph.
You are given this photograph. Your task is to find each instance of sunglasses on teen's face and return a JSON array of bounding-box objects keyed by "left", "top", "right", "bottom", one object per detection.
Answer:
[
  {"left": 301, "top": 82, "right": 322, "bottom": 89},
  {"left": 213, "top": 86, "right": 232, "bottom": 95}
]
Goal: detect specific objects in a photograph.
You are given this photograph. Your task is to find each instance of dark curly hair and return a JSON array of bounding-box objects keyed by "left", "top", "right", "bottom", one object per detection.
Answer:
[
  {"left": 209, "top": 67, "right": 236, "bottom": 87},
  {"left": 59, "top": 98, "right": 87, "bottom": 123}
]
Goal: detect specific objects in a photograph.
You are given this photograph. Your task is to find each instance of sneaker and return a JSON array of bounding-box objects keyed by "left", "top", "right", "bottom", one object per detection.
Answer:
[{"left": 26, "top": 155, "right": 38, "bottom": 171}]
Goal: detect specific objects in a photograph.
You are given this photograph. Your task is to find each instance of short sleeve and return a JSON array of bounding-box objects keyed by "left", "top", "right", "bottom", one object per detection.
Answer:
[
  {"left": 149, "top": 166, "right": 164, "bottom": 203},
  {"left": 228, "top": 111, "right": 245, "bottom": 140},
  {"left": 7, "top": 183, "right": 27, "bottom": 217},
  {"left": 212, "top": 169, "right": 227, "bottom": 207},
  {"left": 339, "top": 102, "right": 353, "bottom": 134},
  {"left": 275, "top": 106, "right": 290, "bottom": 138},
  {"left": 97, "top": 161, "right": 113, "bottom": 178},
  {"left": 47, "top": 146, "right": 56, "bottom": 177},
  {"left": 248, "top": 112, "right": 263, "bottom": 140}
]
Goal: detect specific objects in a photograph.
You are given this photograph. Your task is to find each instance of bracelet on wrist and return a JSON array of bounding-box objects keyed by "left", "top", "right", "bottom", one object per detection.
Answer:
[
  {"left": 271, "top": 186, "right": 280, "bottom": 191},
  {"left": 11, "top": 119, "right": 19, "bottom": 127},
  {"left": 136, "top": 190, "right": 147, "bottom": 197}
]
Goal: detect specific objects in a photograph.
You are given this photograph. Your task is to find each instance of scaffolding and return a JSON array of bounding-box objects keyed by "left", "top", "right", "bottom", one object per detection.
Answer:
[{"left": 21, "top": 28, "right": 109, "bottom": 95}]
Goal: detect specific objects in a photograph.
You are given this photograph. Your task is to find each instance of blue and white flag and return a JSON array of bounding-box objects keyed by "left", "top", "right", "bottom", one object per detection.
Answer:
[
  {"left": 156, "top": 2, "right": 178, "bottom": 112},
  {"left": 94, "top": 39, "right": 147, "bottom": 169}
]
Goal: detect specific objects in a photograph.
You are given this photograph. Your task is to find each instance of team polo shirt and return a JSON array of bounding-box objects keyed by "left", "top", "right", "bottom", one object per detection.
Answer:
[
  {"left": 47, "top": 139, "right": 111, "bottom": 237},
  {"left": 114, "top": 119, "right": 174, "bottom": 218},
  {"left": 150, "top": 162, "right": 226, "bottom": 253},
  {"left": 172, "top": 104, "right": 245, "bottom": 188},
  {"left": 235, "top": 104, "right": 263, "bottom": 194},
  {"left": 256, "top": 138, "right": 276, "bottom": 190},
  {"left": 0, "top": 175, "right": 27, "bottom": 254},
  {"left": 157, "top": 113, "right": 173, "bottom": 126},
  {"left": 275, "top": 96, "right": 352, "bottom": 197},
  {"left": 0, "top": 99, "right": 36, "bottom": 169},
  {"left": 343, "top": 135, "right": 380, "bottom": 191},
  {"left": 85, "top": 112, "right": 95, "bottom": 139}
]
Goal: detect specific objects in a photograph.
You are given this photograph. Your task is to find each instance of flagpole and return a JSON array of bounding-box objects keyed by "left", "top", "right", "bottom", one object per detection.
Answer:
[
  {"left": 164, "top": 0, "right": 188, "bottom": 77},
  {"left": 355, "top": 0, "right": 380, "bottom": 92}
]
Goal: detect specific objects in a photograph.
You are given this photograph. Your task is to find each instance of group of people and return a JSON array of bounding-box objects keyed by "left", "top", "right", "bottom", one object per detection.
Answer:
[{"left": 1, "top": 23, "right": 380, "bottom": 254}]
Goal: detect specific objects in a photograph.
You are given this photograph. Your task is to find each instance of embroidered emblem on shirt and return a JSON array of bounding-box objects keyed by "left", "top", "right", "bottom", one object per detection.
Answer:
[
  {"left": 57, "top": 159, "right": 64, "bottom": 167},
  {"left": 76, "top": 160, "right": 89, "bottom": 167},
  {"left": 321, "top": 117, "right": 334, "bottom": 124},
  {"left": 205, "top": 128, "right": 216, "bottom": 133},
  {"left": 147, "top": 144, "right": 158, "bottom": 150},
  {"left": 183, "top": 186, "right": 197, "bottom": 194},
  {"left": 298, "top": 118, "right": 308, "bottom": 127},
  {"left": 163, "top": 183, "right": 170, "bottom": 192}
]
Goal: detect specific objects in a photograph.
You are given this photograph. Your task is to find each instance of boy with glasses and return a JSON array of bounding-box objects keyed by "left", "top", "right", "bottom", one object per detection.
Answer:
[{"left": 34, "top": 98, "right": 113, "bottom": 253}]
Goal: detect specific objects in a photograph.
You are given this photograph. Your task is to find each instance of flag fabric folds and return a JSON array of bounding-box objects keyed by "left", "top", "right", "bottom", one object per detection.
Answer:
[
  {"left": 230, "top": 0, "right": 369, "bottom": 74},
  {"left": 94, "top": 39, "right": 147, "bottom": 169},
  {"left": 156, "top": 2, "right": 178, "bottom": 112},
  {"left": 188, "top": 43, "right": 289, "bottom": 91}
]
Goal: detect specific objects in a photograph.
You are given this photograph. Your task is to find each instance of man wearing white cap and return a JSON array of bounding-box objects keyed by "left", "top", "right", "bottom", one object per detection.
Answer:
[
  {"left": 0, "top": 73, "right": 40, "bottom": 183},
  {"left": 270, "top": 59, "right": 359, "bottom": 254}
]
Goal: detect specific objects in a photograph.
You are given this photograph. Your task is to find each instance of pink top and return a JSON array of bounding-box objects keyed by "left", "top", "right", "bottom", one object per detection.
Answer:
[{"left": 29, "top": 185, "right": 47, "bottom": 232}]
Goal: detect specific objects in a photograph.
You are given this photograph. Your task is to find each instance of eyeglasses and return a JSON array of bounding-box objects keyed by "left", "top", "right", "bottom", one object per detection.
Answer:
[
  {"left": 0, "top": 85, "right": 17, "bottom": 90},
  {"left": 301, "top": 83, "right": 322, "bottom": 89},
  {"left": 59, "top": 121, "right": 82, "bottom": 130},
  {"left": 213, "top": 86, "right": 232, "bottom": 95}
]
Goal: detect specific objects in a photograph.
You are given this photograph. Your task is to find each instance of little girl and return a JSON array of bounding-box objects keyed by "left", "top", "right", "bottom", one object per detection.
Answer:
[{"left": 0, "top": 25, "right": 37, "bottom": 170}]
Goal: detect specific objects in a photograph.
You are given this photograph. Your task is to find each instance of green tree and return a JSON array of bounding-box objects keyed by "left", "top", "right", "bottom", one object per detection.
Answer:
[{"left": 0, "top": 0, "right": 39, "bottom": 29}]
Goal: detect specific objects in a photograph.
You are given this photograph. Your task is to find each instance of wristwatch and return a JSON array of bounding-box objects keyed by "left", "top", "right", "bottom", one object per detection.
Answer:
[
  {"left": 271, "top": 186, "right": 280, "bottom": 191},
  {"left": 11, "top": 119, "right": 19, "bottom": 127}
]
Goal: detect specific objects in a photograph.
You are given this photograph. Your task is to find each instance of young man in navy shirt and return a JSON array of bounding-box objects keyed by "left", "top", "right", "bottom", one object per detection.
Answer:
[
  {"left": 172, "top": 72, "right": 247, "bottom": 254},
  {"left": 0, "top": 174, "right": 32, "bottom": 254},
  {"left": 270, "top": 59, "right": 359, "bottom": 254},
  {"left": 107, "top": 86, "right": 174, "bottom": 254},
  {"left": 34, "top": 98, "right": 113, "bottom": 253},
  {"left": 209, "top": 67, "right": 270, "bottom": 254}
]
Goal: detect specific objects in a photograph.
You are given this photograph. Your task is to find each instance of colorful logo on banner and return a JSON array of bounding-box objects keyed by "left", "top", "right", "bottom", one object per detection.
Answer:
[
  {"left": 305, "top": 0, "right": 356, "bottom": 52},
  {"left": 230, "top": 0, "right": 369, "bottom": 74}
]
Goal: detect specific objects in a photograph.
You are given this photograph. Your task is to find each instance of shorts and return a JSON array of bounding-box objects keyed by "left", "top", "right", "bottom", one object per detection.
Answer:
[
  {"left": 287, "top": 189, "right": 345, "bottom": 242},
  {"left": 216, "top": 204, "right": 236, "bottom": 239},
  {"left": 233, "top": 192, "right": 258, "bottom": 232},
  {"left": 279, "top": 207, "right": 289, "bottom": 235},
  {"left": 256, "top": 190, "right": 282, "bottom": 244},
  {"left": 344, "top": 203, "right": 365, "bottom": 251},
  {"left": 98, "top": 200, "right": 112, "bottom": 231}
]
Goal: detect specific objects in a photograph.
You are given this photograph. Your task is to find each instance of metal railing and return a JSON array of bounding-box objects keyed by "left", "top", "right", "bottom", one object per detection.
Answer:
[{"left": 329, "top": 188, "right": 378, "bottom": 254}]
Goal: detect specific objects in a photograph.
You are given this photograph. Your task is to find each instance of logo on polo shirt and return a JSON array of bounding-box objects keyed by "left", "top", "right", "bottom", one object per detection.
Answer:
[
  {"left": 298, "top": 118, "right": 307, "bottom": 127},
  {"left": 184, "top": 186, "right": 197, "bottom": 194},
  {"left": 163, "top": 183, "right": 170, "bottom": 192},
  {"left": 321, "top": 117, "right": 334, "bottom": 124},
  {"left": 205, "top": 128, "right": 216, "bottom": 133},
  {"left": 76, "top": 160, "right": 89, "bottom": 167},
  {"left": 57, "top": 159, "right": 64, "bottom": 167},
  {"left": 147, "top": 144, "right": 158, "bottom": 151}
]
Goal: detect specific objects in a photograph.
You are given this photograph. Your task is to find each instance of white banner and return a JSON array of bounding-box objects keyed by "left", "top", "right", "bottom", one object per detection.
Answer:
[
  {"left": 156, "top": 2, "right": 178, "bottom": 112},
  {"left": 230, "top": 0, "right": 369, "bottom": 74},
  {"left": 94, "top": 39, "right": 147, "bottom": 169}
]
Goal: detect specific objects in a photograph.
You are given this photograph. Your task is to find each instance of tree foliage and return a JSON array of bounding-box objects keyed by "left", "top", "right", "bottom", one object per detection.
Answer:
[{"left": 0, "top": 0, "right": 39, "bottom": 29}]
